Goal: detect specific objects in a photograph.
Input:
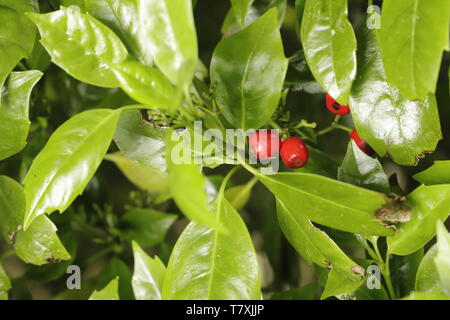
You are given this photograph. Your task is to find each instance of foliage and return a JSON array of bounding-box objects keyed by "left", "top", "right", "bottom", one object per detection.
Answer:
[{"left": 0, "top": 0, "right": 449, "bottom": 300}]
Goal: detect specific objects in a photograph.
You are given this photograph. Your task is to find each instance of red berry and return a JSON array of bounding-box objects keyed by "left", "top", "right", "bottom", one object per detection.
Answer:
[
  {"left": 326, "top": 93, "right": 350, "bottom": 115},
  {"left": 248, "top": 130, "right": 281, "bottom": 161},
  {"left": 280, "top": 137, "right": 309, "bottom": 169},
  {"left": 350, "top": 129, "right": 375, "bottom": 156}
]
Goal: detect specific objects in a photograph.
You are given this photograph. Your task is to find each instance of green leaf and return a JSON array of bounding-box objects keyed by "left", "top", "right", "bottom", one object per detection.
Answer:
[
  {"left": 112, "top": 60, "right": 178, "bottom": 109},
  {"left": 26, "top": 37, "right": 52, "bottom": 71},
  {"left": 0, "top": 71, "right": 43, "bottom": 160},
  {"left": 105, "top": 152, "right": 169, "bottom": 194},
  {"left": 271, "top": 283, "right": 316, "bottom": 300},
  {"left": 434, "top": 221, "right": 450, "bottom": 295},
  {"left": 132, "top": 241, "right": 166, "bottom": 300},
  {"left": 416, "top": 246, "right": 440, "bottom": 293},
  {"left": 89, "top": 277, "right": 120, "bottom": 300},
  {"left": 390, "top": 249, "right": 423, "bottom": 297},
  {"left": 0, "top": 176, "right": 69, "bottom": 265},
  {"left": 121, "top": 209, "right": 177, "bottom": 248},
  {"left": 114, "top": 110, "right": 167, "bottom": 172},
  {"left": 162, "top": 194, "right": 260, "bottom": 299},
  {"left": 0, "top": 262, "right": 11, "bottom": 300},
  {"left": 295, "top": 0, "right": 306, "bottom": 41},
  {"left": 225, "top": 177, "right": 257, "bottom": 211},
  {"left": 138, "top": 0, "right": 198, "bottom": 88},
  {"left": 166, "top": 130, "right": 217, "bottom": 227},
  {"left": 85, "top": 0, "right": 152, "bottom": 66},
  {"left": 59, "top": 0, "right": 85, "bottom": 10},
  {"left": 414, "top": 161, "right": 450, "bottom": 185},
  {"left": 0, "top": 176, "right": 26, "bottom": 243},
  {"left": 338, "top": 141, "right": 390, "bottom": 194},
  {"left": 23, "top": 109, "right": 121, "bottom": 229},
  {"left": 0, "top": 0, "right": 38, "bottom": 85},
  {"left": 295, "top": 147, "right": 338, "bottom": 178},
  {"left": 301, "top": 0, "right": 356, "bottom": 104},
  {"left": 211, "top": 9, "right": 288, "bottom": 130},
  {"left": 231, "top": 0, "right": 254, "bottom": 27},
  {"left": 14, "top": 215, "right": 71, "bottom": 265},
  {"left": 350, "top": 25, "right": 441, "bottom": 165},
  {"left": 253, "top": 171, "right": 394, "bottom": 236},
  {"left": 27, "top": 7, "right": 128, "bottom": 88},
  {"left": 403, "top": 291, "right": 450, "bottom": 300},
  {"left": 285, "top": 50, "right": 323, "bottom": 94},
  {"left": 387, "top": 185, "right": 450, "bottom": 255},
  {"left": 96, "top": 257, "right": 134, "bottom": 300},
  {"left": 223, "top": 0, "right": 287, "bottom": 35},
  {"left": 276, "top": 199, "right": 364, "bottom": 281},
  {"left": 380, "top": 0, "right": 450, "bottom": 100},
  {"left": 321, "top": 268, "right": 364, "bottom": 300},
  {"left": 26, "top": 232, "right": 77, "bottom": 284}
]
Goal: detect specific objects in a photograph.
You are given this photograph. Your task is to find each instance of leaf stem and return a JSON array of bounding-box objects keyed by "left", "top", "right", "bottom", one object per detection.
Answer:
[{"left": 383, "top": 252, "right": 397, "bottom": 300}]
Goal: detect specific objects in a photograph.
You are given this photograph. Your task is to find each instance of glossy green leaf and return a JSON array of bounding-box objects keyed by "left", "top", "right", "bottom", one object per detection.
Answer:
[
  {"left": 121, "top": 209, "right": 176, "bottom": 248},
  {"left": 112, "top": 60, "right": 178, "bottom": 109},
  {"left": 388, "top": 185, "right": 450, "bottom": 255},
  {"left": 435, "top": 222, "right": 450, "bottom": 295},
  {"left": 26, "top": 233, "right": 77, "bottom": 284},
  {"left": 321, "top": 268, "right": 364, "bottom": 300},
  {"left": 338, "top": 141, "right": 390, "bottom": 194},
  {"left": 380, "top": 0, "right": 450, "bottom": 100},
  {"left": 132, "top": 241, "right": 166, "bottom": 300},
  {"left": 23, "top": 109, "right": 121, "bottom": 229},
  {"left": 0, "top": 0, "right": 38, "bottom": 85},
  {"left": 0, "top": 176, "right": 26, "bottom": 243},
  {"left": 301, "top": 0, "right": 356, "bottom": 104},
  {"left": 253, "top": 171, "right": 394, "bottom": 236},
  {"left": 416, "top": 246, "right": 440, "bottom": 293},
  {"left": 350, "top": 25, "right": 441, "bottom": 165},
  {"left": 27, "top": 7, "right": 128, "bottom": 88},
  {"left": 166, "top": 130, "right": 217, "bottom": 227},
  {"left": 403, "top": 292, "right": 450, "bottom": 300},
  {"left": 14, "top": 215, "right": 71, "bottom": 265},
  {"left": 276, "top": 199, "right": 364, "bottom": 282},
  {"left": 0, "top": 71, "right": 43, "bottom": 160},
  {"left": 211, "top": 9, "right": 288, "bottom": 130},
  {"left": 114, "top": 110, "right": 167, "bottom": 172},
  {"left": 414, "top": 161, "right": 450, "bottom": 185},
  {"left": 85, "top": 0, "right": 152, "bottom": 65},
  {"left": 231, "top": 0, "right": 254, "bottom": 27},
  {"left": 162, "top": 194, "right": 260, "bottom": 299},
  {"left": 0, "top": 262, "right": 11, "bottom": 300},
  {"left": 138, "top": 0, "right": 198, "bottom": 88},
  {"left": 89, "top": 277, "right": 119, "bottom": 300}
]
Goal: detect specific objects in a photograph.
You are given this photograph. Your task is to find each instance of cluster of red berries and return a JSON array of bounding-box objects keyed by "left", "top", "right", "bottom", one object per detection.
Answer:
[
  {"left": 248, "top": 94, "right": 375, "bottom": 167},
  {"left": 326, "top": 93, "right": 374, "bottom": 156},
  {"left": 249, "top": 131, "right": 309, "bottom": 169}
]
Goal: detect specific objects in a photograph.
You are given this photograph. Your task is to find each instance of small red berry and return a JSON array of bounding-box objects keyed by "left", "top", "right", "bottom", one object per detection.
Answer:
[
  {"left": 280, "top": 137, "right": 309, "bottom": 169},
  {"left": 350, "top": 129, "right": 375, "bottom": 156},
  {"left": 249, "top": 130, "right": 281, "bottom": 161},
  {"left": 326, "top": 93, "right": 350, "bottom": 116}
]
